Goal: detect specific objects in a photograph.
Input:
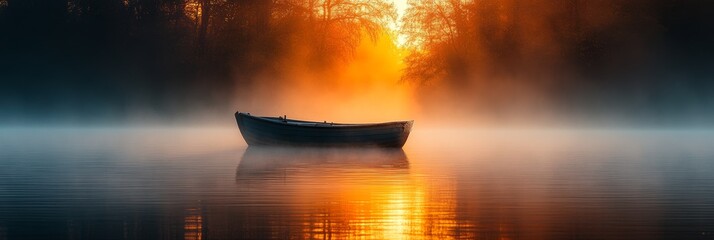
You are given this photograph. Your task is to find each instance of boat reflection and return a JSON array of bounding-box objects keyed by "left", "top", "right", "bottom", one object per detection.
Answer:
[
  {"left": 225, "top": 147, "right": 470, "bottom": 239},
  {"left": 236, "top": 147, "right": 410, "bottom": 180}
]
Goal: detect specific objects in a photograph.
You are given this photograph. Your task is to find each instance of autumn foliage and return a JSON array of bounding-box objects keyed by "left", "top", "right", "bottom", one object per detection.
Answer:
[{"left": 1, "top": 0, "right": 713, "bottom": 124}]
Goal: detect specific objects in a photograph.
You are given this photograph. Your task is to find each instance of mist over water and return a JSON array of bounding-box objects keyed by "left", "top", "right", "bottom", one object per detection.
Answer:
[
  {"left": 1, "top": 127, "right": 713, "bottom": 239},
  {"left": 2, "top": 0, "right": 714, "bottom": 239},
  {"left": 2, "top": 0, "right": 714, "bottom": 127}
]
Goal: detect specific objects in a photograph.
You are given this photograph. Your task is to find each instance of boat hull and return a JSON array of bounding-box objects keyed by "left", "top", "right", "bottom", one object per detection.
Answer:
[{"left": 235, "top": 112, "right": 413, "bottom": 148}]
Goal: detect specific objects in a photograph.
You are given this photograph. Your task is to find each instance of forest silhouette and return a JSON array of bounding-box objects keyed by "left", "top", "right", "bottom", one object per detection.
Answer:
[{"left": 1, "top": 0, "right": 713, "bottom": 125}]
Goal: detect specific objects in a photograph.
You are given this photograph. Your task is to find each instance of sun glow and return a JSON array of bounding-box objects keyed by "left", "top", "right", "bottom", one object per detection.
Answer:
[
  {"left": 256, "top": 162, "right": 465, "bottom": 239},
  {"left": 238, "top": 32, "right": 416, "bottom": 123},
  {"left": 392, "top": 0, "right": 410, "bottom": 46},
  {"left": 227, "top": 0, "right": 420, "bottom": 123}
]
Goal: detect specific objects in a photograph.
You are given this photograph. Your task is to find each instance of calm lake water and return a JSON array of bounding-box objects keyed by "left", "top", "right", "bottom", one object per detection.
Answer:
[{"left": 1, "top": 127, "right": 713, "bottom": 239}]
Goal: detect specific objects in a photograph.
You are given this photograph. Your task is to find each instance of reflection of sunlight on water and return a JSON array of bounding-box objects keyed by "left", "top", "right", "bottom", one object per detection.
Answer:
[
  {"left": 2, "top": 127, "right": 713, "bottom": 239},
  {"left": 184, "top": 208, "right": 203, "bottom": 240},
  {"left": 234, "top": 147, "right": 477, "bottom": 239},
  {"left": 291, "top": 178, "right": 457, "bottom": 239}
]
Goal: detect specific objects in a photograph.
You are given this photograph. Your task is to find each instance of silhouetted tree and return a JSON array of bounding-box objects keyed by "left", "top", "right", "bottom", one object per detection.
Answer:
[
  {"left": 0, "top": 0, "right": 397, "bottom": 122},
  {"left": 400, "top": 0, "right": 714, "bottom": 122}
]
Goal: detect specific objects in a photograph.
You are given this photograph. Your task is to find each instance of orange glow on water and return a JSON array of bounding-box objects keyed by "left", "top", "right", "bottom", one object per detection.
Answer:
[
  {"left": 184, "top": 208, "right": 203, "bottom": 240},
  {"left": 230, "top": 148, "right": 479, "bottom": 239},
  {"left": 275, "top": 171, "right": 469, "bottom": 239}
]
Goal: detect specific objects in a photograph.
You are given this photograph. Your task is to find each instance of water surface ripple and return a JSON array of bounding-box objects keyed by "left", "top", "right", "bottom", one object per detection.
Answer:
[{"left": 0, "top": 128, "right": 713, "bottom": 239}]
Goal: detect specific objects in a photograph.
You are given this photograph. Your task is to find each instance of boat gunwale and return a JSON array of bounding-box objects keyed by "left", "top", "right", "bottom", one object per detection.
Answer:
[{"left": 236, "top": 112, "right": 413, "bottom": 129}]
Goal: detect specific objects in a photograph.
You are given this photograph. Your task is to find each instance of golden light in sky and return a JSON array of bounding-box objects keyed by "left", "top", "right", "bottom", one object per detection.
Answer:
[
  {"left": 393, "top": 0, "right": 409, "bottom": 19},
  {"left": 392, "top": 0, "right": 409, "bottom": 46}
]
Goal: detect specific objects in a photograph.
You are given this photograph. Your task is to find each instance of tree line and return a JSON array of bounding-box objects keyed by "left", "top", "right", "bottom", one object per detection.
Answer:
[
  {"left": 400, "top": 0, "right": 714, "bottom": 123},
  {"left": 0, "top": 0, "right": 395, "bottom": 122},
  {"left": 1, "top": 0, "right": 713, "bottom": 124}
]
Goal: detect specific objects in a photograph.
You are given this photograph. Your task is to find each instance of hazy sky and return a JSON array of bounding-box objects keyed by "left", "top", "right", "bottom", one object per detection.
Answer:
[
  {"left": 391, "top": 0, "right": 409, "bottom": 45},
  {"left": 1, "top": 0, "right": 713, "bottom": 126}
]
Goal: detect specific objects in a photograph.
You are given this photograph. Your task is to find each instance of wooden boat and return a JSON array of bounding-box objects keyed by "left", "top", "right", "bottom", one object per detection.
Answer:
[{"left": 235, "top": 112, "right": 413, "bottom": 148}]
